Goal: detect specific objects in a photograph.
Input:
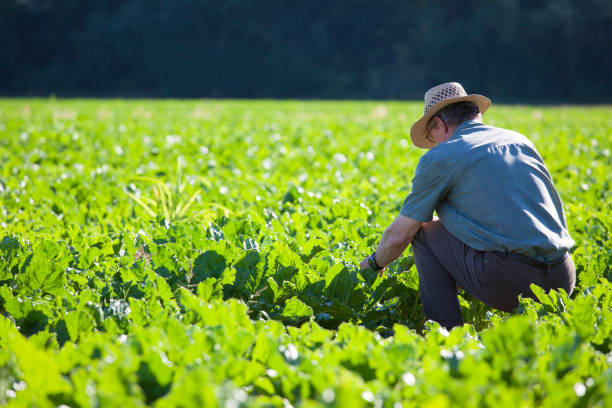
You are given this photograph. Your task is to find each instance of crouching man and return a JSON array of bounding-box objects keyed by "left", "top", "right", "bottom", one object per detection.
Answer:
[{"left": 359, "top": 82, "right": 575, "bottom": 329}]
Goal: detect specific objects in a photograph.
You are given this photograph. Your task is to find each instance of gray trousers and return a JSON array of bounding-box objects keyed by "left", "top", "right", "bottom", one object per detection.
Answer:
[{"left": 411, "top": 220, "right": 576, "bottom": 329}]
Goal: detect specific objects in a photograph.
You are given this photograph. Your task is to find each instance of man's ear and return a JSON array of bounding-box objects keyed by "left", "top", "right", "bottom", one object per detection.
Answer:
[{"left": 431, "top": 116, "right": 441, "bottom": 129}]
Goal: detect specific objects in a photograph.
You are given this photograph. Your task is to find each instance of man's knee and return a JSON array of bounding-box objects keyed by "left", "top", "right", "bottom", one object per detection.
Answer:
[{"left": 413, "top": 219, "right": 444, "bottom": 247}]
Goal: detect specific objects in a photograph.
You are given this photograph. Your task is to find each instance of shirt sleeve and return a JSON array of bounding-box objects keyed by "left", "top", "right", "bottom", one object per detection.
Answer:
[{"left": 400, "top": 154, "right": 450, "bottom": 222}]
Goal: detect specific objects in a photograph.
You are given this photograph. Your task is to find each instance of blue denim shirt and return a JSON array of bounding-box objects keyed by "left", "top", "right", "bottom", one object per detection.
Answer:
[{"left": 400, "top": 120, "right": 574, "bottom": 263}]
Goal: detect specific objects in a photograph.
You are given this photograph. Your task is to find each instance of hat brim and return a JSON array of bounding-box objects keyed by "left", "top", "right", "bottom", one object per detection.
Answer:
[{"left": 410, "top": 94, "right": 491, "bottom": 149}]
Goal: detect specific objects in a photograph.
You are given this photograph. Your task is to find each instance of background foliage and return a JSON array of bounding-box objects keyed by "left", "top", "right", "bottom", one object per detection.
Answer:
[
  {"left": 2, "top": 0, "right": 612, "bottom": 102},
  {"left": 0, "top": 99, "right": 611, "bottom": 406}
]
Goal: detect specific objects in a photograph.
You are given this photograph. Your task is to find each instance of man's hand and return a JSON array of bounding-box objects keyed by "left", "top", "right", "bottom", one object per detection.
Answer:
[
  {"left": 358, "top": 215, "right": 422, "bottom": 276},
  {"left": 359, "top": 257, "right": 385, "bottom": 277}
]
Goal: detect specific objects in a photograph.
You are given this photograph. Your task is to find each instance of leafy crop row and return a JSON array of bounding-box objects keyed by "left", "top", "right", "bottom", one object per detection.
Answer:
[{"left": 0, "top": 100, "right": 611, "bottom": 406}]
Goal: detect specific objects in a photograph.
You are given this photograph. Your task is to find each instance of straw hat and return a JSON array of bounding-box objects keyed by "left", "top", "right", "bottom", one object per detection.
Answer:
[{"left": 410, "top": 82, "right": 491, "bottom": 149}]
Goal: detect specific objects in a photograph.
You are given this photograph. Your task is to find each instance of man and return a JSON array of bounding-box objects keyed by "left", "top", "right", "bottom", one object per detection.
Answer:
[{"left": 359, "top": 82, "right": 575, "bottom": 329}]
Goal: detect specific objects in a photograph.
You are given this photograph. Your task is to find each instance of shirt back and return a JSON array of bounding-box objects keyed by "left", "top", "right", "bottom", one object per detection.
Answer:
[{"left": 400, "top": 120, "right": 574, "bottom": 263}]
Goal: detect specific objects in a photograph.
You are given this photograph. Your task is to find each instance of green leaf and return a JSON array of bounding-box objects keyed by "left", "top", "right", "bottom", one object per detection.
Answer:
[
  {"left": 529, "top": 283, "right": 558, "bottom": 313},
  {"left": 359, "top": 266, "right": 378, "bottom": 288},
  {"left": 121, "top": 260, "right": 150, "bottom": 283},
  {"left": 0, "top": 235, "right": 20, "bottom": 280},
  {"left": 138, "top": 350, "right": 173, "bottom": 403},
  {"left": 233, "top": 251, "right": 264, "bottom": 298},
  {"left": 196, "top": 278, "right": 223, "bottom": 302},
  {"left": 64, "top": 309, "right": 96, "bottom": 341},
  {"left": 281, "top": 297, "right": 313, "bottom": 324},
  {"left": 325, "top": 266, "right": 353, "bottom": 304},
  {"left": 0, "top": 286, "right": 30, "bottom": 319},
  {"left": 192, "top": 250, "right": 227, "bottom": 282},
  {"left": 155, "top": 366, "right": 217, "bottom": 406},
  {"left": 0, "top": 315, "right": 71, "bottom": 396},
  {"left": 17, "top": 240, "right": 69, "bottom": 296}
]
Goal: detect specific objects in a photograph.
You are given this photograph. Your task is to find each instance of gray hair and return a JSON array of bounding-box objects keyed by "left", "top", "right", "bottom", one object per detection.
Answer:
[{"left": 431, "top": 101, "right": 481, "bottom": 127}]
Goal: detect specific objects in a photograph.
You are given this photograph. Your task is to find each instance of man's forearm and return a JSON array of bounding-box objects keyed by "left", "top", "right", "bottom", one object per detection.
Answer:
[
  {"left": 368, "top": 215, "right": 422, "bottom": 269},
  {"left": 374, "top": 228, "right": 411, "bottom": 267}
]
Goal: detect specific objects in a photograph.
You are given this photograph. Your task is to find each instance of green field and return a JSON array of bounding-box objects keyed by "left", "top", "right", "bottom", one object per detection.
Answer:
[{"left": 1, "top": 99, "right": 611, "bottom": 407}]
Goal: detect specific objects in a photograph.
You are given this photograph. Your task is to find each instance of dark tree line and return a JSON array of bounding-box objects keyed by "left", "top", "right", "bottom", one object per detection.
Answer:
[{"left": 1, "top": 0, "right": 611, "bottom": 102}]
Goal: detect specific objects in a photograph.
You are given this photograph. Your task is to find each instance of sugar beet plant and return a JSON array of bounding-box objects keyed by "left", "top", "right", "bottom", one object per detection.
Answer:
[{"left": 0, "top": 100, "right": 611, "bottom": 407}]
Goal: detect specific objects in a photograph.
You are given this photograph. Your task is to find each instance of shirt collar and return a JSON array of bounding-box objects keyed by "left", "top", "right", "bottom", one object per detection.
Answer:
[{"left": 449, "top": 119, "right": 483, "bottom": 141}]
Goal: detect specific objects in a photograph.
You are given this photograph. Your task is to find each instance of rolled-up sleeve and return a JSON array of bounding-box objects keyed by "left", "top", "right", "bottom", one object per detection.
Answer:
[{"left": 400, "top": 155, "right": 450, "bottom": 222}]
